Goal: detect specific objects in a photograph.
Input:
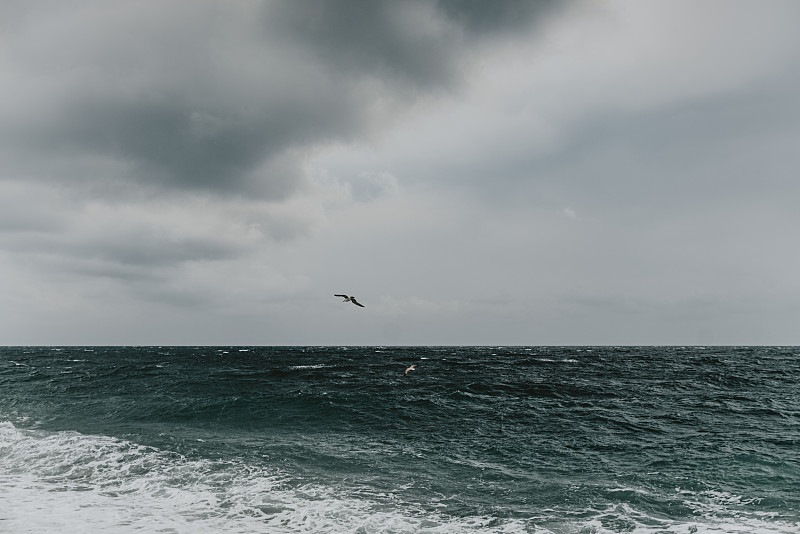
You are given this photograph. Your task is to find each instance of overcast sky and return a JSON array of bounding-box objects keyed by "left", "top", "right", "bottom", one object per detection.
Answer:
[{"left": 2, "top": 0, "right": 799, "bottom": 345}]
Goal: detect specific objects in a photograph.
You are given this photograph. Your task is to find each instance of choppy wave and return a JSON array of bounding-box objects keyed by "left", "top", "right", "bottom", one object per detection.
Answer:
[
  {"left": 2, "top": 419, "right": 796, "bottom": 534},
  {"left": 1, "top": 346, "right": 799, "bottom": 533},
  {"left": 1, "top": 421, "right": 538, "bottom": 533}
]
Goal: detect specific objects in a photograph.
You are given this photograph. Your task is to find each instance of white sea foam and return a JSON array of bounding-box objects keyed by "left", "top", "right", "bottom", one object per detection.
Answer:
[
  {"left": 0, "top": 421, "right": 534, "bottom": 533},
  {"left": 0, "top": 421, "right": 795, "bottom": 534}
]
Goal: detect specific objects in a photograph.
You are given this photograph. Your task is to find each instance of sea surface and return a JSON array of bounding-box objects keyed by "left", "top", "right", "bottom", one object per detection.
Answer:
[{"left": 1, "top": 346, "right": 798, "bottom": 533}]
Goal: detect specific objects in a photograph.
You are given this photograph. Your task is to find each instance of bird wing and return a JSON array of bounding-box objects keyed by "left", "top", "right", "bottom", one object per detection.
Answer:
[
  {"left": 351, "top": 298, "right": 365, "bottom": 307},
  {"left": 334, "top": 294, "right": 348, "bottom": 298}
]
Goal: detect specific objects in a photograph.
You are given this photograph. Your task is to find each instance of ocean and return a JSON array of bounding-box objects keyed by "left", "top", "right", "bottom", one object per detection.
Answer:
[{"left": 0, "top": 346, "right": 798, "bottom": 533}]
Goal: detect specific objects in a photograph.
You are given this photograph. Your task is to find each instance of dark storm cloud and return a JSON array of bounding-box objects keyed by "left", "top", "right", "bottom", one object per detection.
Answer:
[
  {"left": 1, "top": 0, "right": 572, "bottom": 199},
  {"left": 266, "top": 1, "right": 565, "bottom": 89},
  {"left": 264, "top": 1, "right": 461, "bottom": 92},
  {"left": 436, "top": 0, "right": 564, "bottom": 34}
]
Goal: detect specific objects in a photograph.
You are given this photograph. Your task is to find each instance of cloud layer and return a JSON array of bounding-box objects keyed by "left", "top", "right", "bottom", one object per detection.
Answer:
[
  {"left": 2, "top": 0, "right": 800, "bottom": 344},
  {"left": 1, "top": 0, "right": 569, "bottom": 198}
]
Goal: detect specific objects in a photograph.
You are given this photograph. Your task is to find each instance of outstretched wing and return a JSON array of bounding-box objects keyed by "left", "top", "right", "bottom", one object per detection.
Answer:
[
  {"left": 334, "top": 294, "right": 348, "bottom": 298},
  {"left": 351, "top": 298, "right": 365, "bottom": 307}
]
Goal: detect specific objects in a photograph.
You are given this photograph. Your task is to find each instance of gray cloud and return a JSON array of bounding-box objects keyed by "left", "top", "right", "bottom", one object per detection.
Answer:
[
  {"left": 436, "top": 0, "right": 565, "bottom": 35},
  {"left": 1, "top": 0, "right": 572, "bottom": 200},
  {"left": 267, "top": 1, "right": 566, "bottom": 87},
  {"left": 0, "top": 0, "right": 578, "bottom": 318},
  {"left": 3, "top": 1, "right": 799, "bottom": 345},
  {"left": 524, "top": 84, "right": 800, "bottom": 217}
]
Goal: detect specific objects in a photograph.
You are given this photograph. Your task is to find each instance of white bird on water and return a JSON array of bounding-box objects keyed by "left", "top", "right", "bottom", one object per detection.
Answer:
[{"left": 335, "top": 294, "right": 365, "bottom": 307}]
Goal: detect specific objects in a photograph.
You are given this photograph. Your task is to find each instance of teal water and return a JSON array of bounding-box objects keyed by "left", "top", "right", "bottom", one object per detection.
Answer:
[{"left": 1, "top": 346, "right": 798, "bottom": 533}]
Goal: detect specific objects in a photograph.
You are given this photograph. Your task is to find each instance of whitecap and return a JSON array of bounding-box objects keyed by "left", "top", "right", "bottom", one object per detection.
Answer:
[{"left": 0, "top": 421, "right": 545, "bottom": 534}]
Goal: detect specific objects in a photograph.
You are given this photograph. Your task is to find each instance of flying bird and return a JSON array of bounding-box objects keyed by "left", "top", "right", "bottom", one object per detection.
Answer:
[
  {"left": 335, "top": 294, "right": 365, "bottom": 307},
  {"left": 404, "top": 365, "right": 416, "bottom": 376}
]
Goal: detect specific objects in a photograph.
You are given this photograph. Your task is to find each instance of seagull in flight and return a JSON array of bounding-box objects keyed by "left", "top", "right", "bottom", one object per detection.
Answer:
[
  {"left": 404, "top": 365, "right": 416, "bottom": 376},
  {"left": 335, "top": 294, "right": 365, "bottom": 307}
]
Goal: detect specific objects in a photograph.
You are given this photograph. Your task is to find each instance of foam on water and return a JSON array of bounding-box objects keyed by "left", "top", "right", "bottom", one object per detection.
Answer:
[
  {"left": 0, "top": 421, "right": 536, "bottom": 533},
  {"left": 2, "top": 421, "right": 796, "bottom": 534},
  {"left": 3, "top": 346, "right": 798, "bottom": 533}
]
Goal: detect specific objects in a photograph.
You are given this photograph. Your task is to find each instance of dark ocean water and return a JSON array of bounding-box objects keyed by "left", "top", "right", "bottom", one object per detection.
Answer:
[{"left": 1, "top": 346, "right": 798, "bottom": 533}]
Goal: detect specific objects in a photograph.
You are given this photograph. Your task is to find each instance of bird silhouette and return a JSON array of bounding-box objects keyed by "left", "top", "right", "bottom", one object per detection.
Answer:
[{"left": 334, "top": 294, "right": 364, "bottom": 307}]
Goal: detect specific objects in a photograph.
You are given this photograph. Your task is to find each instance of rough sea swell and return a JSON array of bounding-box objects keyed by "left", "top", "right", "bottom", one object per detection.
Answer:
[{"left": 1, "top": 346, "right": 798, "bottom": 533}]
